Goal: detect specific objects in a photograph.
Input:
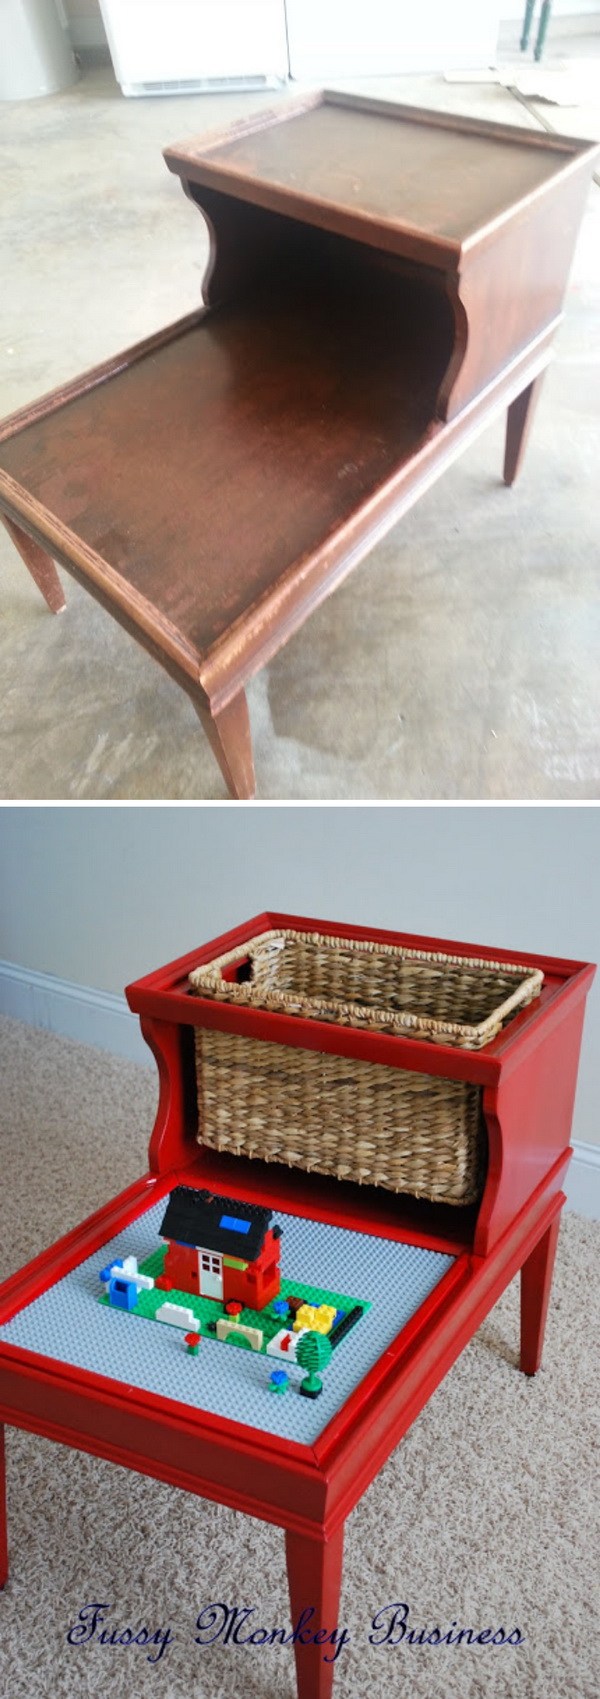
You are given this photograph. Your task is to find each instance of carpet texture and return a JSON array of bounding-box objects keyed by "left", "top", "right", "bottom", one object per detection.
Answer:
[{"left": 0, "top": 1013, "right": 598, "bottom": 1699}]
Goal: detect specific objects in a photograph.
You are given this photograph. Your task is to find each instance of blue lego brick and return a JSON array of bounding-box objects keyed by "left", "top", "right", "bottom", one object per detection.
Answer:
[
  {"left": 108, "top": 1277, "right": 138, "bottom": 1311},
  {"left": 0, "top": 1197, "right": 454, "bottom": 1446}
]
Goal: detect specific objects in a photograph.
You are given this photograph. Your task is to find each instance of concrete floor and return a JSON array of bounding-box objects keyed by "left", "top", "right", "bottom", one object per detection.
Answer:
[{"left": 1, "top": 36, "right": 599, "bottom": 800}]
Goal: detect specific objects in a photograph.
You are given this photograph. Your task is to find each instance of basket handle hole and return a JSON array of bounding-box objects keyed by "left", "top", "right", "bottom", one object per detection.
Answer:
[{"left": 221, "top": 955, "right": 253, "bottom": 984}]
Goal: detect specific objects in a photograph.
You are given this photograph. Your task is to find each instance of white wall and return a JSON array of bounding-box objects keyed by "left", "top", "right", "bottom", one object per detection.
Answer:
[
  {"left": 62, "top": 0, "right": 598, "bottom": 60},
  {"left": 0, "top": 805, "right": 598, "bottom": 1147},
  {"left": 503, "top": 2, "right": 600, "bottom": 14},
  {"left": 285, "top": 0, "right": 502, "bottom": 77}
]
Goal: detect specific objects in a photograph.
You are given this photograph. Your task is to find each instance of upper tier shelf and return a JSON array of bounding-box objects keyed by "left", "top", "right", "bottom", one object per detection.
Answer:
[
  {"left": 164, "top": 92, "right": 600, "bottom": 422},
  {"left": 164, "top": 89, "right": 598, "bottom": 272},
  {"left": 127, "top": 914, "right": 596, "bottom": 1259}
]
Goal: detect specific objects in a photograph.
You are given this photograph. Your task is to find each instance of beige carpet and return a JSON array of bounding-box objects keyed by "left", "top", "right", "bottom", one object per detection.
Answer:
[{"left": 0, "top": 1013, "right": 598, "bottom": 1699}]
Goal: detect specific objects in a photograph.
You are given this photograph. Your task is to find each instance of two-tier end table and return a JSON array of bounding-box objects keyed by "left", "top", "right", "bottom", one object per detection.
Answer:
[
  {"left": 1, "top": 94, "right": 598, "bottom": 797},
  {"left": 0, "top": 914, "right": 594, "bottom": 1699}
]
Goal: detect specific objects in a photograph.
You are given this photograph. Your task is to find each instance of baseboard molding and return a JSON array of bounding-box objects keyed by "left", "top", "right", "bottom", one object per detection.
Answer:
[
  {"left": 0, "top": 959, "right": 149, "bottom": 1066},
  {"left": 0, "top": 958, "right": 598, "bottom": 1215},
  {"left": 563, "top": 1141, "right": 600, "bottom": 1220}
]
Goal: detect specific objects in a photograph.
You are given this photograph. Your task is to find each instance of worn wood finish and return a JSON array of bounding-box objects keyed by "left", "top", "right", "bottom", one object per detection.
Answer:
[
  {"left": 1, "top": 515, "right": 65, "bottom": 614},
  {"left": 439, "top": 168, "right": 592, "bottom": 419},
  {"left": 167, "top": 90, "right": 598, "bottom": 423},
  {"left": 192, "top": 688, "right": 255, "bottom": 801},
  {"left": 165, "top": 91, "right": 586, "bottom": 264},
  {"left": 504, "top": 373, "right": 545, "bottom": 485},
  {"left": 1, "top": 93, "right": 597, "bottom": 797},
  {"left": 0, "top": 254, "right": 452, "bottom": 659},
  {"left": 0, "top": 308, "right": 205, "bottom": 449}
]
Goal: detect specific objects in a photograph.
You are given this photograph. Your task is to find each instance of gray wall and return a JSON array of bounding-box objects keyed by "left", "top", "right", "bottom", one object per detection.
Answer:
[
  {"left": 0, "top": 805, "right": 598, "bottom": 1143},
  {"left": 63, "top": 0, "right": 107, "bottom": 51}
]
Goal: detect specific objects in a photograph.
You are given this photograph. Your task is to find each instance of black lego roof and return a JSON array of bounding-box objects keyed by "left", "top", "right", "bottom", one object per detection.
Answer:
[{"left": 159, "top": 1186, "right": 280, "bottom": 1263}]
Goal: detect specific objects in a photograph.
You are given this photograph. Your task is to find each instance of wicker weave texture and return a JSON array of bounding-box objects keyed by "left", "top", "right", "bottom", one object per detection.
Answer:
[
  {"left": 194, "top": 1028, "right": 485, "bottom": 1207},
  {"left": 190, "top": 930, "right": 543, "bottom": 1049},
  {"left": 189, "top": 931, "right": 542, "bottom": 1206}
]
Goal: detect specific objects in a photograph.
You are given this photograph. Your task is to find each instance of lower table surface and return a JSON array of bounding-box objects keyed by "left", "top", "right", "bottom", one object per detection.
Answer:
[
  {"left": 0, "top": 266, "right": 446, "bottom": 665},
  {"left": 0, "top": 1193, "right": 454, "bottom": 1448}
]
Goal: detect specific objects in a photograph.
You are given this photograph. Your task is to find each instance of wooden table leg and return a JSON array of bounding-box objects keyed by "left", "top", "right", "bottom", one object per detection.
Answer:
[
  {"left": 2, "top": 515, "right": 66, "bottom": 614},
  {"left": 192, "top": 688, "right": 256, "bottom": 800},
  {"left": 520, "top": 1214, "right": 561, "bottom": 1376},
  {"left": 0, "top": 1425, "right": 8, "bottom": 1589},
  {"left": 503, "top": 374, "right": 544, "bottom": 486},
  {"left": 285, "top": 1524, "right": 345, "bottom": 1699}
]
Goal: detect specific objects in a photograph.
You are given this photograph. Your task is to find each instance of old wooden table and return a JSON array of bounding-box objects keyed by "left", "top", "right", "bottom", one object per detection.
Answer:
[{"left": 1, "top": 93, "right": 598, "bottom": 798}]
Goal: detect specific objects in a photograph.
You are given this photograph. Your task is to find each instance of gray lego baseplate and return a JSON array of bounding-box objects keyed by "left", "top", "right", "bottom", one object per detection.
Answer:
[{"left": 0, "top": 1196, "right": 454, "bottom": 1444}]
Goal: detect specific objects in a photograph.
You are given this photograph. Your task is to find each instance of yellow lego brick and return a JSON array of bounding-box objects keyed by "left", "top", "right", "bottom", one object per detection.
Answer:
[
  {"left": 293, "top": 1303, "right": 337, "bottom": 1334},
  {"left": 293, "top": 1304, "right": 317, "bottom": 1332}
]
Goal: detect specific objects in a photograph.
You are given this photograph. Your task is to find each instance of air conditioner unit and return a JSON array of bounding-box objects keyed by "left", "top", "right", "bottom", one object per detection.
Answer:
[{"left": 98, "top": 0, "right": 289, "bottom": 97}]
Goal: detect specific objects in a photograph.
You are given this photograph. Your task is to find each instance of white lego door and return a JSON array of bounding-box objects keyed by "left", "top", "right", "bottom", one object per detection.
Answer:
[{"left": 198, "top": 1250, "right": 223, "bottom": 1300}]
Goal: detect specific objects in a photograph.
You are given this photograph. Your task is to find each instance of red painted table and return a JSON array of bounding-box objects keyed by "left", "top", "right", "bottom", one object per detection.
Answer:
[{"left": 0, "top": 915, "right": 594, "bottom": 1698}]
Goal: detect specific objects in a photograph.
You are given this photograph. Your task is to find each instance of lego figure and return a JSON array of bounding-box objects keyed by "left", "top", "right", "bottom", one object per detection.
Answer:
[{"left": 158, "top": 1187, "right": 282, "bottom": 1312}]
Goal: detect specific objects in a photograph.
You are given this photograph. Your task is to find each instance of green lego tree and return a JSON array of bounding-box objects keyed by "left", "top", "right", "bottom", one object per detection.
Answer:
[{"left": 296, "top": 1331, "right": 333, "bottom": 1397}]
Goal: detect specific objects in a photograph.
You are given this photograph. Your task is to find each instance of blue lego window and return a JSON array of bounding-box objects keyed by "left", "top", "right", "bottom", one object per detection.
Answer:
[{"left": 219, "top": 1214, "right": 251, "bottom": 1234}]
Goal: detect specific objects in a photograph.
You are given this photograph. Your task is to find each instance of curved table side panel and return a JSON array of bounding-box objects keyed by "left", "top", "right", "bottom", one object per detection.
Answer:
[
  {"left": 477, "top": 991, "right": 591, "bottom": 1256},
  {"left": 439, "top": 162, "right": 594, "bottom": 420}
]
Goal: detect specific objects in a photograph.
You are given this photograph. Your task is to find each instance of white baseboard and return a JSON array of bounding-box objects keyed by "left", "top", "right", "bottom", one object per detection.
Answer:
[
  {"left": 0, "top": 959, "right": 149, "bottom": 1066},
  {"left": 563, "top": 1141, "right": 600, "bottom": 1220},
  {"left": 0, "top": 958, "right": 598, "bottom": 1217}
]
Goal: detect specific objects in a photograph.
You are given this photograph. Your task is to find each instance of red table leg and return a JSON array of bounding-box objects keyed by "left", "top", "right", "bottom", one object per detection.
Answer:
[
  {"left": 520, "top": 1214, "right": 561, "bottom": 1376},
  {"left": 0, "top": 1425, "right": 8, "bottom": 1589},
  {"left": 285, "top": 1523, "right": 345, "bottom": 1699}
]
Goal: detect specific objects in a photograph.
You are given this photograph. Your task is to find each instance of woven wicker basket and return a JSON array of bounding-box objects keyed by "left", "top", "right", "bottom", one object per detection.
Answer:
[{"left": 189, "top": 930, "right": 543, "bottom": 1207}]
